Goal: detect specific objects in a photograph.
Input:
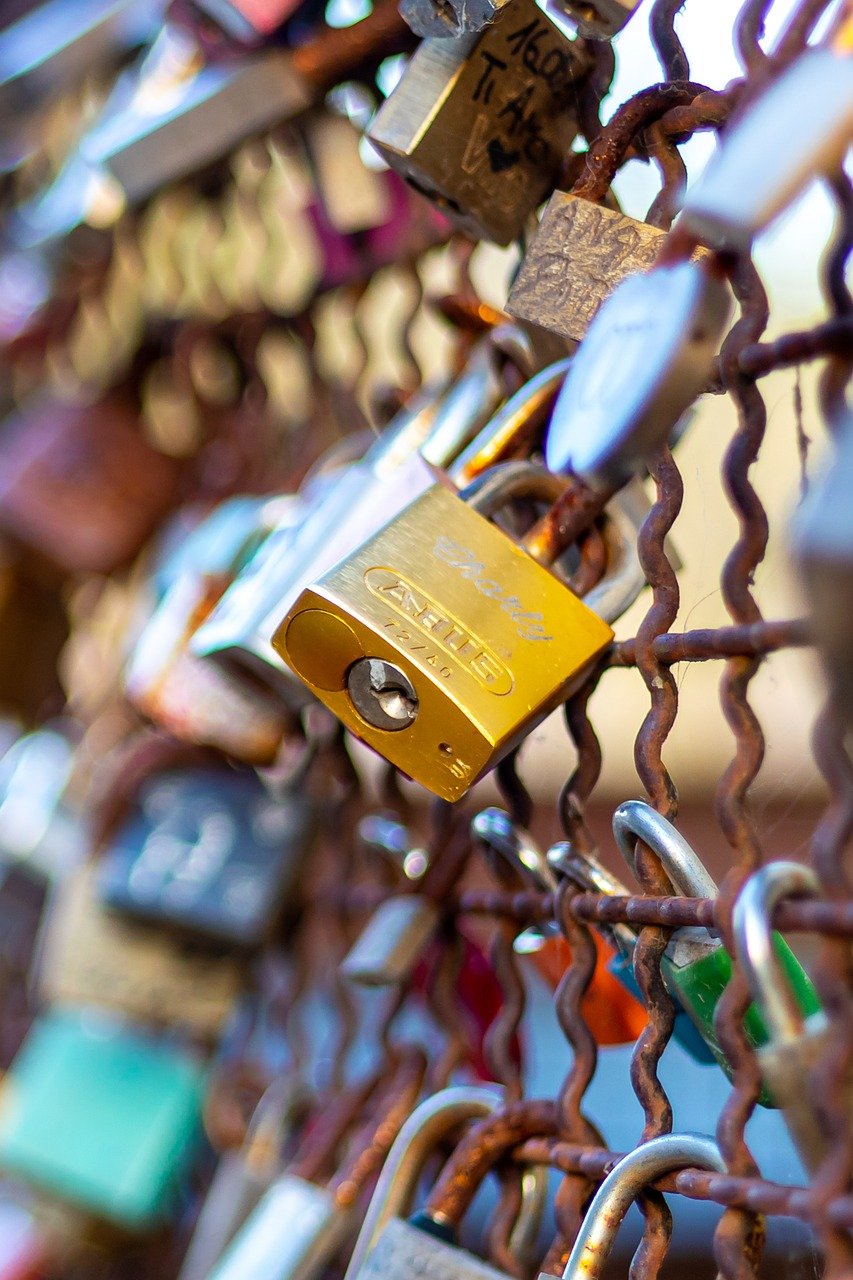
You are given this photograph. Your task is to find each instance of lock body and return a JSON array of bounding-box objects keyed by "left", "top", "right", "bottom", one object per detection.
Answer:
[
  {"left": 274, "top": 483, "right": 613, "bottom": 802},
  {"left": 97, "top": 767, "right": 314, "bottom": 949},
  {"left": 757, "top": 1015, "right": 853, "bottom": 1173},
  {"left": 37, "top": 864, "right": 243, "bottom": 1038},
  {"left": 357, "top": 1215, "right": 509, "bottom": 1279},
  {"left": 663, "top": 929, "right": 822, "bottom": 1105},
  {"left": 368, "top": 0, "right": 589, "bottom": 245},
  {"left": 209, "top": 1175, "right": 355, "bottom": 1280},
  {"left": 341, "top": 895, "right": 440, "bottom": 986},
  {"left": 0, "top": 1008, "right": 204, "bottom": 1230}
]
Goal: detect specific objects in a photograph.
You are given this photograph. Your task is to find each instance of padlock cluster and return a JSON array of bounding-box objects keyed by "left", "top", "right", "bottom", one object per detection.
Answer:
[{"left": 0, "top": 0, "right": 849, "bottom": 1278}]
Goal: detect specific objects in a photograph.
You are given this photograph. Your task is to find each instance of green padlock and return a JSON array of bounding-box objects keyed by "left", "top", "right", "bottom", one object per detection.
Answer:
[
  {"left": 612, "top": 802, "right": 822, "bottom": 1106},
  {"left": 0, "top": 1007, "right": 205, "bottom": 1230}
]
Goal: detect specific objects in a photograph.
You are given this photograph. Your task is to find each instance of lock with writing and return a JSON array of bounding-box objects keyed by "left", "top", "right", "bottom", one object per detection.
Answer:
[
  {"left": 191, "top": 328, "right": 539, "bottom": 706},
  {"left": 208, "top": 1048, "right": 427, "bottom": 1280},
  {"left": 680, "top": 13, "right": 853, "bottom": 253},
  {"left": 733, "top": 861, "right": 852, "bottom": 1172},
  {"left": 613, "top": 801, "right": 822, "bottom": 1101},
  {"left": 37, "top": 863, "right": 243, "bottom": 1041},
  {"left": 275, "top": 460, "right": 644, "bottom": 802},
  {"left": 348, "top": 1086, "right": 548, "bottom": 1280},
  {"left": 179, "top": 1075, "right": 309, "bottom": 1280},
  {"left": 95, "top": 764, "right": 315, "bottom": 950},
  {"left": 0, "top": 1007, "right": 205, "bottom": 1232},
  {"left": 537, "top": 1132, "right": 726, "bottom": 1279},
  {"left": 508, "top": 194, "right": 731, "bottom": 487},
  {"left": 367, "top": 0, "right": 592, "bottom": 245}
]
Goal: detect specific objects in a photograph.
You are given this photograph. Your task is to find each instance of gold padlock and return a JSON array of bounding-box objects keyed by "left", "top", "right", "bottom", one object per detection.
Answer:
[
  {"left": 274, "top": 463, "right": 641, "bottom": 802},
  {"left": 367, "top": 0, "right": 591, "bottom": 245}
]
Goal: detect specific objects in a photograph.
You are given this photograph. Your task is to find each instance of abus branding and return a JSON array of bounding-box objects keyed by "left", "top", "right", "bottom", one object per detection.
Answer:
[
  {"left": 432, "top": 536, "right": 554, "bottom": 642},
  {"left": 363, "top": 568, "right": 513, "bottom": 694}
]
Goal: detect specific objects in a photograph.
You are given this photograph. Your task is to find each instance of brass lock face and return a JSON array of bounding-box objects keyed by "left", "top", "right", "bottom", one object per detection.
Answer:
[
  {"left": 367, "top": 0, "right": 589, "bottom": 245},
  {"left": 273, "top": 483, "right": 613, "bottom": 802}
]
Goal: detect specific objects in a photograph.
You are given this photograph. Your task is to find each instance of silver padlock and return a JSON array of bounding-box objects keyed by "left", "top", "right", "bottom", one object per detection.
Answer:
[
  {"left": 541, "top": 254, "right": 731, "bottom": 486},
  {"left": 190, "top": 330, "right": 537, "bottom": 707},
  {"left": 347, "top": 1086, "right": 547, "bottom": 1280},
  {"left": 471, "top": 807, "right": 560, "bottom": 952},
  {"left": 542, "top": 0, "right": 639, "bottom": 39},
  {"left": 791, "top": 410, "right": 853, "bottom": 730},
  {"left": 538, "top": 1132, "right": 725, "bottom": 1279},
  {"left": 680, "top": 29, "right": 853, "bottom": 252},
  {"left": 341, "top": 895, "right": 441, "bottom": 987},
  {"left": 179, "top": 1077, "right": 308, "bottom": 1280},
  {"left": 733, "top": 861, "right": 852, "bottom": 1174}
]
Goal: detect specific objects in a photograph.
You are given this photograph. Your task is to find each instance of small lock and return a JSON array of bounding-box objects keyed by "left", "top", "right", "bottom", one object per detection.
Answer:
[
  {"left": 0, "top": 1007, "right": 205, "bottom": 1231},
  {"left": 472, "top": 807, "right": 561, "bottom": 953},
  {"left": 613, "top": 802, "right": 822, "bottom": 1102},
  {"left": 275, "top": 461, "right": 641, "bottom": 802},
  {"left": 367, "top": 0, "right": 591, "bottom": 245},
  {"left": 191, "top": 331, "right": 533, "bottom": 706},
  {"left": 539, "top": 1132, "right": 725, "bottom": 1280},
  {"left": 542, "top": 0, "right": 639, "bottom": 39},
  {"left": 680, "top": 33, "right": 853, "bottom": 252},
  {"left": 733, "top": 862, "right": 853, "bottom": 1173},
  {"left": 346, "top": 1086, "right": 546, "bottom": 1280},
  {"left": 37, "top": 863, "right": 244, "bottom": 1039},
  {"left": 341, "top": 895, "right": 441, "bottom": 987},
  {"left": 179, "top": 1077, "right": 308, "bottom": 1280},
  {"left": 96, "top": 765, "right": 315, "bottom": 950},
  {"left": 546, "top": 840, "right": 717, "bottom": 1065}
]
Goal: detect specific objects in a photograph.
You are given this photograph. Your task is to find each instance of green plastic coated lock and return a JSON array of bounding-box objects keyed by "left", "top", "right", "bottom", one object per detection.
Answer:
[
  {"left": 0, "top": 1008, "right": 205, "bottom": 1230},
  {"left": 613, "top": 802, "right": 822, "bottom": 1106}
]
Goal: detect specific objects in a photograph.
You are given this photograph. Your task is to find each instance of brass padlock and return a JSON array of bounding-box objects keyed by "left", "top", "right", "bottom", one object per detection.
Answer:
[
  {"left": 274, "top": 462, "right": 642, "bottom": 802},
  {"left": 733, "top": 862, "right": 853, "bottom": 1175},
  {"left": 36, "top": 864, "right": 243, "bottom": 1041},
  {"left": 346, "top": 1086, "right": 547, "bottom": 1280},
  {"left": 538, "top": 1132, "right": 725, "bottom": 1279},
  {"left": 367, "top": 0, "right": 591, "bottom": 245}
]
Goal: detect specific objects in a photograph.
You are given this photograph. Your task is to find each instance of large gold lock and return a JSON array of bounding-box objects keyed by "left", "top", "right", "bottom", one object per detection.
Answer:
[{"left": 274, "top": 463, "right": 639, "bottom": 802}]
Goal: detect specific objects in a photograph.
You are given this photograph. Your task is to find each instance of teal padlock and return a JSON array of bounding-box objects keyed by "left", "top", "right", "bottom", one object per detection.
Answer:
[
  {"left": 0, "top": 1007, "right": 206, "bottom": 1229},
  {"left": 612, "top": 802, "right": 822, "bottom": 1106}
]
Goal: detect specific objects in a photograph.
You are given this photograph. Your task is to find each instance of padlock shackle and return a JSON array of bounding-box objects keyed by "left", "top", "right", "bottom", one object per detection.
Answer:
[
  {"left": 342, "top": 1086, "right": 503, "bottom": 1280},
  {"left": 560, "top": 1133, "right": 725, "bottom": 1279},
  {"left": 471, "top": 808, "right": 561, "bottom": 895},
  {"left": 732, "top": 861, "right": 821, "bottom": 1044},
  {"left": 613, "top": 801, "right": 718, "bottom": 900}
]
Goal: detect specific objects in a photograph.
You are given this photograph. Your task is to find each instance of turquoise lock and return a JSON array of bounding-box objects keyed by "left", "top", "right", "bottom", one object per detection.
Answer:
[{"left": 0, "top": 1008, "right": 206, "bottom": 1231}]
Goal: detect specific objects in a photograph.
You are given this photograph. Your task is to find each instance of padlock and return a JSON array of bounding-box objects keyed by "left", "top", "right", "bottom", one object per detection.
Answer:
[
  {"left": 190, "top": 329, "right": 538, "bottom": 706},
  {"left": 179, "top": 1076, "right": 308, "bottom": 1280},
  {"left": 613, "top": 801, "right": 822, "bottom": 1101},
  {"left": 367, "top": 0, "right": 592, "bottom": 245},
  {"left": 208, "top": 1050, "right": 427, "bottom": 1280},
  {"left": 125, "top": 497, "right": 294, "bottom": 764},
  {"left": 37, "top": 863, "right": 243, "bottom": 1039},
  {"left": 733, "top": 861, "right": 853, "bottom": 1172},
  {"left": 96, "top": 765, "right": 315, "bottom": 949},
  {"left": 10, "top": 23, "right": 311, "bottom": 249},
  {"left": 792, "top": 410, "right": 853, "bottom": 730},
  {"left": 275, "top": 461, "right": 643, "bottom": 802},
  {"left": 0, "top": 1007, "right": 205, "bottom": 1231},
  {"left": 347, "top": 1085, "right": 547, "bottom": 1280},
  {"left": 680, "top": 23, "right": 853, "bottom": 252},
  {"left": 341, "top": 893, "right": 440, "bottom": 987},
  {"left": 542, "top": 0, "right": 639, "bottom": 39},
  {"left": 471, "top": 807, "right": 560, "bottom": 953},
  {"left": 546, "top": 840, "right": 717, "bottom": 1064},
  {"left": 537, "top": 1132, "right": 725, "bottom": 1280},
  {"left": 0, "top": 394, "right": 183, "bottom": 576}
]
